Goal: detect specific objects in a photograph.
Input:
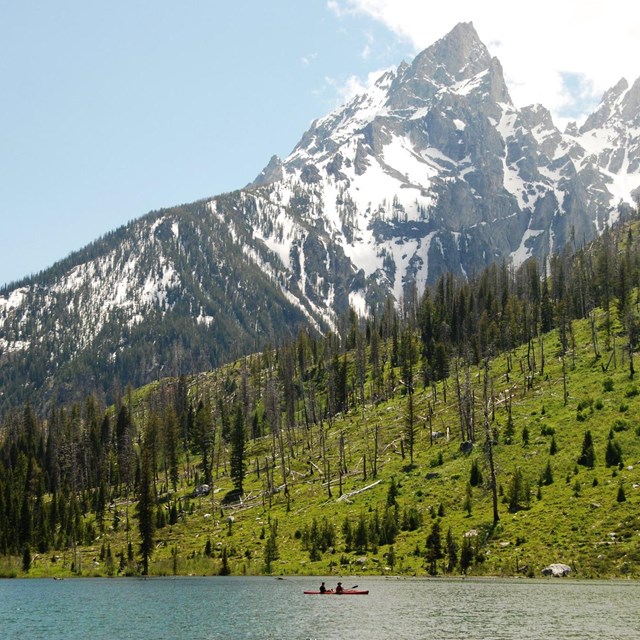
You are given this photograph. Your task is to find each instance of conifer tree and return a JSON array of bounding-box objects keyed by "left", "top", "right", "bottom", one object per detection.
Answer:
[
  {"left": 22, "top": 545, "right": 31, "bottom": 573},
  {"left": 578, "top": 430, "right": 596, "bottom": 468},
  {"left": 605, "top": 431, "right": 623, "bottom": 467},
  {"left": 137, "top": 439, "right": 156, "bottom": 576},
  {"left": 194, "top": 400, "right": 213, "bottom": 486},
  {"left": 469, "top": 459, "right": 483, "bottom": 487},
  {"left": 230, "top": 403, "right": 246, "bottom": 494},
  {"left": 402, "top": 328, "right": 417, "bottom": 464},
  {"left": 354, "top": 513, "right": 368, "bottom": 553},
  {"left": 425, "top": 519, "right": 443, "bottom": 575},
  {"left": 386, "top": 476, "right": 398, "bottom": 507},
  {"left": 464, "top": 482, "right": 473, "bottom": 516},
  {"left": 508, "top": 468, "right": 529, "bottom": 512},
  {"left": 219, "top": 546, "right": 231, "bottom": 575},
  {"left": 460, "top": 535, "right": 474, "bottom": 574},
  {"left": 263, "top": 521, "right": 279, "bottom": 573},
  {"left": 163, "top": 407, "right": 180, "bottom": 492},
  {"left": 445, "top": 527, "right": 458, "bottom": 573}
]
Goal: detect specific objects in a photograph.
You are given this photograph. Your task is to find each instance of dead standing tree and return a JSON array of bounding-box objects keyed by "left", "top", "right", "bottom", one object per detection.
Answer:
[{"left": 483, "top": 360, "right": 500, "bottom": 525}]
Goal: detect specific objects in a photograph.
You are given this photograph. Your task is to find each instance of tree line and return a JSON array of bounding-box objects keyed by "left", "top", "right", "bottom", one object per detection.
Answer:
[{"left": 1, "top": 213, "right": 639, "bottom": 573}]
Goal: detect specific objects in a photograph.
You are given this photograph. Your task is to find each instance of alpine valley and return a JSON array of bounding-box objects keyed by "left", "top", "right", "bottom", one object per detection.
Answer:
[{"left": 2, "top": 22, "right": 640, "bottom": 411}]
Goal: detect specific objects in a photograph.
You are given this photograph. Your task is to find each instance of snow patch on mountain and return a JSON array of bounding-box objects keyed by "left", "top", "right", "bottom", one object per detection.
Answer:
[
  {"left": 448, "top": 69, "right": 490, "bottom": 97},
  {"left": 511, "top": 227, "right": 545, "bottom": 266},
  {"left": 4, "top": 22, "right": 640, "bottom": 412},
  {"left": 383, "top": 135, "right": 439, "bottom": 191},
  {"left": 0, "top": 287, "right": 30, "bottom": 314}
]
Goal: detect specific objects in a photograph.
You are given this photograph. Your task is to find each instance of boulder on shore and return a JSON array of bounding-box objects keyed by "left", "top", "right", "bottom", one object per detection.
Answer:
[{"left": 542, "top": 563, "right": 572, "bottom": 577}]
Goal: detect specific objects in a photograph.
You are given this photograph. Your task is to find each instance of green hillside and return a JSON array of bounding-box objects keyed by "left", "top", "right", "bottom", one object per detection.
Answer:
[{"left": 1, "top": 220, "right": 640, "bottom": 579}]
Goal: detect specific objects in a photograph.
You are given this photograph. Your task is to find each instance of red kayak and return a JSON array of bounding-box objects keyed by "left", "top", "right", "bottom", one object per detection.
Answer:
[{"left": 303, "top": 589, "right": 369, "bottom": 595}]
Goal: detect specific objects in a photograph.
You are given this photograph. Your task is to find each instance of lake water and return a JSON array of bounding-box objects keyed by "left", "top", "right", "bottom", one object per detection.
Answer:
[{"left": 0, "top": 576, "right": 638, "bottom": 639}]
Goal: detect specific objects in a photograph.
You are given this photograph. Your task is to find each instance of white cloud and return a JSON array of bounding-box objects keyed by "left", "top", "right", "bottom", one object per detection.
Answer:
[
  {"left": 329, "top": 0, "right": 640, "bottom": 123},
  {"left": 326, "top": 68, "right": 392, "bottom": 105},
  {"left": 361, "top": 30, "right": 375, "bottom": 59}
]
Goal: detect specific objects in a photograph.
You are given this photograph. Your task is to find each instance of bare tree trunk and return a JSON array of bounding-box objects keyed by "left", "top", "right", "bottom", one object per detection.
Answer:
[
  {"left": 590, "top": 312, "right": 600, "bottom": 360},
  {"left": 321, "top": 421, "right": 331, "bottom": 499},
  {"left": 483, "top": 360, "right": 499, "bottom": 524},
  {"left": 562, "top": 353, "right": 568, "bottom": 406},
  {"left": 373, "top": 422, "right": 379, "bottom": 478},
  {"left": 454, "top": 359, "right": 465, "bottom": 441}
]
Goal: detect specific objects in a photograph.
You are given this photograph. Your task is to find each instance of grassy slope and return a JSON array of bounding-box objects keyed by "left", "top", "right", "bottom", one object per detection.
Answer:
[{"left": 4, "top": 309, "right": 640, "bottom": 579}]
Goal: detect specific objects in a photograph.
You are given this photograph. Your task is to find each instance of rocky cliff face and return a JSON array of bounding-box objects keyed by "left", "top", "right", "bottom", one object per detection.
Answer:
[
  {"left": 2, "top": 22, "right": 639, "bottom": 410},
  {"left": 251, "top": 22, "right": 639, "bottom": 302}
]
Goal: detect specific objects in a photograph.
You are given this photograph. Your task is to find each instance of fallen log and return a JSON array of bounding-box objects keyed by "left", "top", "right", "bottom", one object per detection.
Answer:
[{"left": 337, "top": 479, "right": 382, "bottom": 503}]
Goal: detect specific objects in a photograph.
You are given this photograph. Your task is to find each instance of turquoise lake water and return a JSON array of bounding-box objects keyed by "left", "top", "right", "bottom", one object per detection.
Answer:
[{"left": 1, "top": 576, "right": 638, "bottom": 639}]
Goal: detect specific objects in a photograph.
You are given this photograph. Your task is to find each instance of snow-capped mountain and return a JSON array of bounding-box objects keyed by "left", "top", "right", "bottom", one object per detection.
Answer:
[
  {"left": 254, "top": 22, "right": 640, "bottom": 303},
  {"left": 1, "top": 22, "right": 639, "bottom": 411}
]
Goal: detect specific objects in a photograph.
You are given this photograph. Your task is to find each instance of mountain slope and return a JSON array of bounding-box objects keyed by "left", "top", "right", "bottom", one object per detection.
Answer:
[
  {"left": 0, "top": 198, "right": 336, "bottom": 409},
  {"left": 3, "top": 295, "right": 640, "bottom": 579},
  {"left": 2, "top": 22, "right": 640, "bottom": 412}
]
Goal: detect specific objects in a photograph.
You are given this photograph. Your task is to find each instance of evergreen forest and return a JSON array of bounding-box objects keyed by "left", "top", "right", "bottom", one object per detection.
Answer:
[{"left": 2, "top": 218, "right": 640, "bottom": 579}]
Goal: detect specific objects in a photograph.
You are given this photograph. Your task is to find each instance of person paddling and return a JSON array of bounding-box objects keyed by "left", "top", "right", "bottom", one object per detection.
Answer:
[{"left": 335, "top": 582, "right": 343, "bottom": 594}]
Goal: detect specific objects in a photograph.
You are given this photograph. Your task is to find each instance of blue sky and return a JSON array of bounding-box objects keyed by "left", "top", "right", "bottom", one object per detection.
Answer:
[
  {"left": 0, "top": 2, "right": 408, "bottom": 286},
  {"left": 1, "top": 1, "right": 639, "bottom": 286}
]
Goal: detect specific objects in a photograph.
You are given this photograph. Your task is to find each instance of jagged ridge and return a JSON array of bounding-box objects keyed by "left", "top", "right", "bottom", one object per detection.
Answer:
[{"left": 1, "top": 22, "right": 640, "bottom": 411}]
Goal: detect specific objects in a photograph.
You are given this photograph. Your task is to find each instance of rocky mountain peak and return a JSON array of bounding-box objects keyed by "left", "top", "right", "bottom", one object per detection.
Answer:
[
  {"left": 579, "top": 76, "right": 640, "bottom": 132},
  {"left": 485, "top": 56, "right": 511, "bottom": 103},
  {"left": 386, "top": 21, "right": 501, "bottom": 110},
  {"left": 3, "top": 22, "right": 640, "bottom": 412},
  {"left": 620, "top": 77, "right": 640, "bottom": 124},
  {"left": 411, "top": 21, "right": 490, "bottom": 84},
  {"left": 581, "top": 78, "right": 629, "bottom": 132},
  {"left": 251, "top": 154, "right": 283, "bottom": 187}
]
